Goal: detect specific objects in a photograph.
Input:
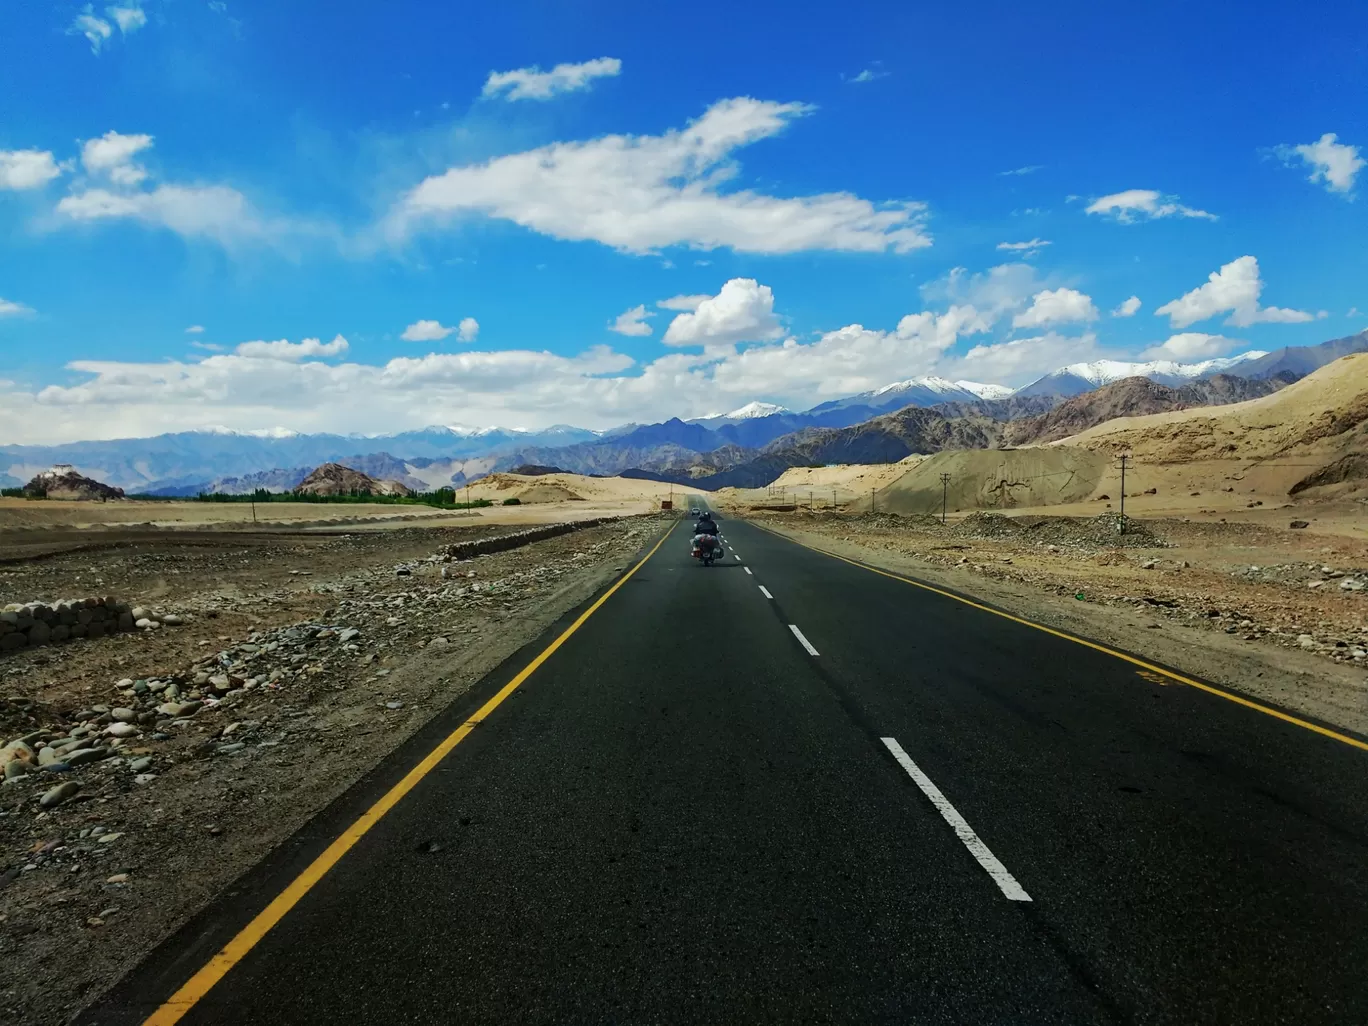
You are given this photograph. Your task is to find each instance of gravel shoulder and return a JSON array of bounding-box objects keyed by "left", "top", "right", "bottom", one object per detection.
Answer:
[
  {"left": 753, "top": 511, "right": 1368, "bottom": 737},
  {"left": 0, "top": 515, "right": 668, "bottom": 1024}
]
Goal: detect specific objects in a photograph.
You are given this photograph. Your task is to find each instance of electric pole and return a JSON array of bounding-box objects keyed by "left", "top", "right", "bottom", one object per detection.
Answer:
[
  {"left": 871, "top": 487, "right": 875, "bottom": 513},
  {"left": 1118, "top": 452, "right": 1130, "bottom": 534},
  {"left": 940, "top": 472, "right": 950, "bottom": 524}
]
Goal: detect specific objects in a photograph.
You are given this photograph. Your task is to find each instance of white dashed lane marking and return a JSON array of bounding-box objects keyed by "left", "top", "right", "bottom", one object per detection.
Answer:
[
  {"left": 881, "top": 737, "right": 1032, "bottom": 902},
  {"left": 788, "top": 624, "right": 819, "bottom": 656},
  {"left": 759, "top": 586, "right": 773, "bottom": 599}
]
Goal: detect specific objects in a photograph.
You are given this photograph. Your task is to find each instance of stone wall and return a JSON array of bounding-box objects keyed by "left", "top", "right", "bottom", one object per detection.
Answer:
[
  {"left": 441, "top": 516, "right": 635, "bottom": 560},
  {"left": 0, "top": 598, "right": 135, "bottom": 653}
]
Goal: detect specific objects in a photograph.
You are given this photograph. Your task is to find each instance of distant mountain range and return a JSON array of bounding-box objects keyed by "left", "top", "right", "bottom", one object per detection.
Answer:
[{"left": 3, "top": 330, "right": 1362, "bottom": 494}]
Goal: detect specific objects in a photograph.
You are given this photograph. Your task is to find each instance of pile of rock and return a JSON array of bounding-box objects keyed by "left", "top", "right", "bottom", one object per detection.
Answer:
[{"left": 1, "top": 598, "right": 136, "bottom": 654}]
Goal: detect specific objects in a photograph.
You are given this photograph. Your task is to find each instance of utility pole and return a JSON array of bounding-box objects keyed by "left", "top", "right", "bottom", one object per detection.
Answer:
[
  {"left": 251, "top": 496, "right": 256, "bottom": 524},
  {"left": 465, "top": 480, "right": 471, "bottom": 508},
  {"left": 871, "top": 487, "right": 875, "bottom": 513},
  {"left": 1118, "top": 451, "right": 1130, "bottom": 534},
  {"left": 940, "top": 472, "right": 950, "bottom": 524},
  {"left": 809, "top": 490, "right": 814, "bottom": 510}
]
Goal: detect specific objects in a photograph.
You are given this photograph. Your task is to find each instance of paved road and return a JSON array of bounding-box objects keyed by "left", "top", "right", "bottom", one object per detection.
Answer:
[{"left": 81, "top": 505, "right": 1368, "bottom": 1025}]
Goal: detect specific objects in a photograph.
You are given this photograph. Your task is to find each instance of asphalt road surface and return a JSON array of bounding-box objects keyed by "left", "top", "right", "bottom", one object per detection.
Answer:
[{"left": 81, "top": 504, "right": 1368, "bottom": 1025}]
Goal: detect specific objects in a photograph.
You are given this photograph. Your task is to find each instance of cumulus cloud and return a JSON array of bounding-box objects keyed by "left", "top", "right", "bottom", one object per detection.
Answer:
[
  {"left": 609, "top": 305, "right": 653, "bottom": 337},
  {"left": 1276, "top": 133, "right": 1364, "bottom": 196},
  {"left": 921, "top": 262, "right": 1042, "bottom": 322},
  {"left": 482, "top": 57, "right": 622, "bottom": 101},
  {"left": 996, "top": 238, "right": 1050, "bottom": 257},
  {"left": 1154, "top": 255, "right": 1312, "bottom": 328},
  {"left": 1085, "top": 189, "right": 1217, "bottom": 223},
  {"left": 457, "top": 317, "right": 479, "bottom": 342},
  {"left": 1012, "top": 288, "right": 1098, "bottom": 329},
  {"left": 393, "top": 97, "right": 931, "bottom": 255},
  {"left": 233, "top": 336, "right": 350, "bottom": 361},
  {"left": 1112, "top": 295, "right": 1142, "bottom": 317},
  {"left": 1140, "top": 332, "right": 1239, "bottom": 361},
  {"left": 401, "top": 319, "right": 455, "bottom": 342},
  {"left": 662, "top": 278, "right": 784, "bottom": 347},
  {"left": 0, "top": 298, "right": 35, "bottom": 317},
  {"left": 0, "top": 149, "right": 63, "bottom": 190},
  {"left": 81, "top": 130, "right": 153, "bottom": 185}
]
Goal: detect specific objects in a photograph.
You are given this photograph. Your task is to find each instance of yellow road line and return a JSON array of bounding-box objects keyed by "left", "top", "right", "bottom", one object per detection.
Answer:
[
  {"left": 140, "top": 519, "right": 679, "bottom": 1026},
  {"left": 758, "top": 524, "right": 1368, "bottom": 754}
]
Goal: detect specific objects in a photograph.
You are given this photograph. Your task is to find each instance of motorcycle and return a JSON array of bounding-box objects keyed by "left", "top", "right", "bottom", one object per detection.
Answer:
[{"left": 692, "top": 532, "right": 723, "bottom": 566}]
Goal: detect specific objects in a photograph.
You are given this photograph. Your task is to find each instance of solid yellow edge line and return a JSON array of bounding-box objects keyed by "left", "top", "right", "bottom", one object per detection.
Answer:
[
  {"left": 757, "top": 523, "right": 1368, "bottom": 754},
  {"left": 140, "top": 518, "right": 679, "bottom": 1026}
]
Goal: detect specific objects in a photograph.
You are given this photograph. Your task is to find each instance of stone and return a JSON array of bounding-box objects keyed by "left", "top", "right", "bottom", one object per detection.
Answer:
[
  {"left": 50, "top": 624, "right": 70, "bottom": 643},
  {"left": 1289, "top": 520, "right": 1309, "bottom": 529},
  {"left": 338, "top": 628, "right": 360, "bottom": 643},
  {"left": 106, "top": 873, "right": 129, "bottom": 884},
  {"left": 130, "top": 606, "right": 149, "bottom": 620},
  {"left": 65, "top": 747, "right": 110, "bottom": 766},
  {"left": 1297, "top": 635, "right": 1318, "bottom": 650},
  {"left": 4, "top": 759, "right": 30, "bottom": 780},
  {"left": 38, "top": 746, "right": 60, "bottom": 766},
  {"left": 430, "top": 637, "right": 450, "bottom": 649},
  {"left": 216, "top": 742, "right": 247, "bottom": 755},
  {"left": 105, "top": 722, "right": 138, "bottom": 738},
  {"left": 112, "top": 708, "right": 137, "bottom": 723},
  {"left": 1140, "top": 559, "right": 1158, "bottom": 570},
  {"left": 40, "top": 780, "right": 82, "bottom": 808},
  {"left": 98, "top": 832, "right": 123, "bottom": 843},
  {"left": 135, "top": 618, "right": 161, "bottom": 630},
  {"left": 1307, "top": 580, "right": 1325, "bottom": 589},
  {"left": 1339, "top": 579, "right": 1364, "bottom": 592},
  {"left": 161, "top": 614, "right": 184, "bottom": 626},
  {"left": 134, "top": 773, "right": 157, "bottom": 785},
  {"left": 27, "top": 623, "right": 52, "bottom": 646},
  {"left": 129, "top": 756, "right": 153, "bottom": 773}
]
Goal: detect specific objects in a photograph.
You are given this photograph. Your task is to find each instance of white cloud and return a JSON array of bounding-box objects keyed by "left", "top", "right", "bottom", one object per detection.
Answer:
[
  {"left": 845, "top": 67, "right": 889, "bottom": 84},
  {"left": 457, "top": 317, "right": 479, "bottom": 342},
  {"left": 81, "top": 130, "right": 153, "bottom": 184},
  {"left": 57, "top": 184, "right": 264, "bottom": 243},
  {"left": 107, "top": 5, "right": 146, "bottom": 34},
  {"left": 189, "top": 341, "right": 225, "bottom": 352},
  {"left": 1140, "top": 332, "right": 1238, "bottom": 361},
  {"left": 609, "top": 305, "right": 653, "bottom": 337},
  {"left": 0, "top": 149, "right": 63, "bottom": 190},
  {"left": 657, "top": 294, "right": 711, "bottom": 312},
  {"left": 662, "top": 278, "right": 784, "bottom": 347},
  {"left": 482, "top": 57, "right": 622, "bottom": 101},
  {"left": 1112, "top": 295, "right": 1142, "bottom": 318},
  {"left": 952, "top": 332, "right": 1100, "bottom": 384},
  {"left": 1276, "top": 133, "right": 1364, "bottom": 196},
  {"left": 0, "top": 298, "right": 35, "bottom": 317},
  {"left": 394, "top": 97, "right": 931, "bottom": 255},
  {"left": 233, "top": 336, "right": 350, "bottom": 361},
  {"left": 1012, "top": 287, "right": 1099, "bottom": 329},
  {"left": 401, "top": 319, "right": 454, "bottom": 342},
  {"left": 1085, "top": 189, "right": 1217, "bottom": 223},
  {"left": 69, "top": 7, "right": 113, "bottom": 52},
  {"left": 185, "top": 325, "right": 205, "bottom": 334},
  {"left": 920, "top": 262, "right": 1043, "bottom": 321},
  {"left": 999, "top": 165, "right": 1043, "bottom": 176},
  {"left": 996, "top": 238, "right": 1050, "bottom": 256},
  {"left": 1154, "top": 255, "right": 1313, "bottom": 328}
]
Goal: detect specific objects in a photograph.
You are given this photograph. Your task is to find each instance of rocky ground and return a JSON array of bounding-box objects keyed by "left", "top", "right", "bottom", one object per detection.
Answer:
[
  {"left": 753, "top": 509, "right": 1368, "bottom": 734},
  {"left": 0, "top": 514, "right": 667, "bottom": 1025}
]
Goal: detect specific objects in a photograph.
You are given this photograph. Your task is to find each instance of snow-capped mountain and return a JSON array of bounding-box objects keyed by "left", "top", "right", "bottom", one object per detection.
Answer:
[
  {"left": 955, "top": 380, "right": 1015, "bottom": 400},
  {"left": 1014, "top": 352, "right": 1268, "bottom": 397},
  {"left": 808, "top": 376, "right": 990, "bottom": 416},
  {"left": 726, "top": 401, "right": 792, "bottom": 420}
]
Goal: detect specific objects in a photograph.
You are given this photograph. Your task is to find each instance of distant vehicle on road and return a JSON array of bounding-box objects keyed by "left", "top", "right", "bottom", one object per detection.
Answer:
[{"left": 689, "top": 507, "right": 700, "bottom": 516}]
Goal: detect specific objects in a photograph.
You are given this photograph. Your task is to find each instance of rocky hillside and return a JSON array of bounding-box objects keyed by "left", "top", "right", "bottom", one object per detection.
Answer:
[
  {"left": 294, "top": 463, "right": 412, "bottom": 497},
  {"left": 22, "top": 467, "right": 124, "bottom": 501},
  {"left": 1003, "top": 373, "right": 1291, "bottom": 446}
]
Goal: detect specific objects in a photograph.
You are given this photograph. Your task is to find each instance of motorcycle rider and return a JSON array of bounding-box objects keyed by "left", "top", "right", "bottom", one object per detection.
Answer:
[{"left": 692, "top": 510, "right": 721, "bottom": 558}]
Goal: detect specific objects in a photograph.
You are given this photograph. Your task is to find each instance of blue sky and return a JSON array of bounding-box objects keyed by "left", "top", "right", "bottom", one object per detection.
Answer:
[{"left": 1, "top": 0, "right": 1364, "bottom": 443}]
